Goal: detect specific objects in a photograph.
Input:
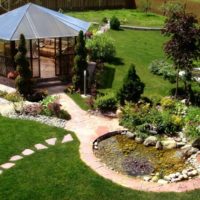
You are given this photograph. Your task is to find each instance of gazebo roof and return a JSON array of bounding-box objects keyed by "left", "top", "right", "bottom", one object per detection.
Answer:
[{"left": 0, "top": 3, "right": 90, "bottom": 41}]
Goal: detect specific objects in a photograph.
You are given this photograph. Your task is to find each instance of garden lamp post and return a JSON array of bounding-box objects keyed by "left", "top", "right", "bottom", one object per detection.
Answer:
[{"left": 84, "top": 70, "right": 87, "bottom": 96}]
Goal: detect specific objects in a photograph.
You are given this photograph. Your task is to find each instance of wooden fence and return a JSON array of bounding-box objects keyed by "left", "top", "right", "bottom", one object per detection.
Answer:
[{"left": 10, "top": 0, "right": 136, "bottom": 10}]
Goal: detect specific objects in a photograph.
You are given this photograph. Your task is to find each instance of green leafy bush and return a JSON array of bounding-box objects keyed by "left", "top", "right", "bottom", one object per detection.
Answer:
[
  {"left": 95, "top": 93, "right": 117, "bottom": 113},
  {"left": 110, "top": 16, "right": 120, "bottom": 30},
  {"left": 86, "top": 34, "right": 116, "bottom": 62},
  {"left": 149, "top": 60, "right": 176, "bottom": 83},
  {"left": 117, "top": 64, "right": 145, "bottom": 105}
]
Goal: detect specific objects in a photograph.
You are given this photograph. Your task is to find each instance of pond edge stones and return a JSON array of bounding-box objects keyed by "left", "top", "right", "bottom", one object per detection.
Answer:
[{"left": 93, "top": 130, "right": 200, "bottom": 184}]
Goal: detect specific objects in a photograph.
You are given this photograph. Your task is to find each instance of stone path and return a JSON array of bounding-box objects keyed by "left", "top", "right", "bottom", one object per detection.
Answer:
[{"left": 0, "top": 134, "right": 73, "bottom": 174}]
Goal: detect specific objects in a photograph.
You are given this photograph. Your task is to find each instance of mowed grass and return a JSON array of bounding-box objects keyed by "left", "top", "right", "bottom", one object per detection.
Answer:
[
  {"left": 67, "top": 9, "right": 165, "bottom": 27},
  {"left": 68, "top": 93, "right": 90, "bottom": 111},
  {"left": 1, "top": 117, "right": 200, "bottom": 199},
  {"left": 0, "top": 116, "right": 67, "bottom": 164},
  {"left": 100, "top": 29, "right": 173, "bottom": 98}
]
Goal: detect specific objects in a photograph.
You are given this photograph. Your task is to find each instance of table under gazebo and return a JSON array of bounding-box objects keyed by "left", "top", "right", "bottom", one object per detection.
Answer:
[{"left": 0, "top": 3, "right": 90, "bottom": 80}]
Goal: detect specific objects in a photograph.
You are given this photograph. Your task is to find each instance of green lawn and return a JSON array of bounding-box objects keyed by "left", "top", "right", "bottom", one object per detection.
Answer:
[
  {"left": 1, "top": 116, "right": 200, "bottom": 199},
  {"left": 99, "top": 29, "right": 173, "bottom": 98},
  {"left": 68, "top": 93, "right": 90, "bottom": 111},
  {"left": 67, "top": 9, "right": 165, "bottom": 27}
]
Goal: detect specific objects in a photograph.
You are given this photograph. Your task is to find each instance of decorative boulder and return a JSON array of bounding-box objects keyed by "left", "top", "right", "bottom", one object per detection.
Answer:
[
  {"left": 156, "top": 141, "right": 163, "bottom": 150},
  {"left": 192, "top": 138, "right": 200, "bottom": 150},
  {"left": 181, "top": 145, "right": 198, "bottom": 158},
  {"left": 161, "top": 139, "right": 177, "bottom": 149},
  {"left": 144, "top": 136, "right": 158, "bottom": 146},
  {"left": 126, "top": 131, "right": 136, "bottom": 139}
]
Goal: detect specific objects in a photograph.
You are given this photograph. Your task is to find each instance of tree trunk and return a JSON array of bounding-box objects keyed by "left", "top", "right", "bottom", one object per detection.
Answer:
[{"left": 175, "top": 69, "right": 179, "bottom": 98}]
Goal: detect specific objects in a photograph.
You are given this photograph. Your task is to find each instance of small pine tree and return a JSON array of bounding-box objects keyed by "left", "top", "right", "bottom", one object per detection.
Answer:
[
  {"left": 117, "top": 64, "right": 145, "bottom": 105},
  {"left": 110, "top": 16, "right": 120, "bottom": 30},
  {"left": 15, "top": 34, "right": 32, "bottom": 97},
  {"left": 72, "top": 31, "right": 88, "bottom": 91}
]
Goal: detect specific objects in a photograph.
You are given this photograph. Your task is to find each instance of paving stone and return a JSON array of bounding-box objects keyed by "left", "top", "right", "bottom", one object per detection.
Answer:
[
  {"left": 9, "top": 155, "right": 23, "bottom": 162},
  {"left": 1, "top": 163, "right": 15, "bottom": 169},
  {"left": 62, "top": 134, "right": 73, "bottom": 143},
  {"left": 45, "top": 138, "right": 57, "bottom": 146},
  {"left": 22, "top": 149, "right": 35, "bottom": 156},
  {"left": 35, "top": 144, "right": 48, "bottom": 150}
]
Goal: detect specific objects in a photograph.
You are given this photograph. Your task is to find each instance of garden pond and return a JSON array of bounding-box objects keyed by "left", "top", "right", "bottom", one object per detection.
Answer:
[{"left": 94, "top": 134, "right": 192, "bottom": 177}]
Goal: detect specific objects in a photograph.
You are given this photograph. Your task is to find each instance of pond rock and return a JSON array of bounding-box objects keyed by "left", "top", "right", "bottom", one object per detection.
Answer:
[
  {"left": 144, "top": 136, "right": 158, "bottom": 146},
  {"left": 181, "top": 145, "right": 198, "bottom": 158},
  {"left": 192, "top": 138, "right": 200, "bottom": 150},
  {"left": 126, "top": 131, "right": 136, "bottom": 139},
  {"left": 156, "top": 141, "right": 163, "bottom": 150},
  {"left": 161, "top": 139, "right": 177, "bottom": 149},
  {"left": 135, "top": 137, "right": 144, "bottom": 144},
  {"left": 158, "top": 179, "right": 168, "bottom": 185}
]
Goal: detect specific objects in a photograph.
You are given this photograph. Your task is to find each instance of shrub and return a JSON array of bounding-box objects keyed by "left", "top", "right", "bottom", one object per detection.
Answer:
[
  {"left": 58, "top": 109, "right": 71, "bottom": 120},
  {"left": 23, "top": 103, "right": 42, "bottom": 116},
  {"left": 160, "top": 97, "right": 176, "bottom": 110},
  {"left": 102, "top": 17, "right": 108, "bottom": 24},
  {"left": 0, "top": 91, "right": 8, "bottom": 98},
  {"left": 86, "top": 34, "right": 116, "bottom": 62},
  {"left": 27, "top": 90, "right": 48, "bottom": 102},
  {"left": 95, "top": 93, "right": 117, "bottom": 113},
  {"left": 110, "top": 16, "right": 120, "bottom": 30},
  {"left": 4, "top": 92, "right": 23, "bottom": 102},
  {"left": 148, "top": 60, "right": 176, "bottom": 83},
  {"left": 117, "top": 64, "right": 145, "bottom": 105}
]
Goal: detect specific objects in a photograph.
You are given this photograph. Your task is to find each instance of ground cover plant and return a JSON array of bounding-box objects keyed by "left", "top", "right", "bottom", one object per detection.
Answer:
[{"left": 1, "top": 116, "right": 200, "bottom": 199}]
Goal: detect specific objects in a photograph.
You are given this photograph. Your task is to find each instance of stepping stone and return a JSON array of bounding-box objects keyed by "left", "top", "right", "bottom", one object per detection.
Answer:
[
  {"left": 22, "top": 149, "right": 35, "bottom": 156},
  {"left": 62, "top": 134, "right": 73, "bottom": 144},
  {"left": 1, "top": 163, "right": 15, "bottom": 169},
  {"left": 9, "top": 155, "right": 23, "bottom": 162},
  {"left": 35, "top": 144, "right": 48, "bottom": 150},
  {"left": 45, "top": 138, "right": 57, "bottom": 146}
]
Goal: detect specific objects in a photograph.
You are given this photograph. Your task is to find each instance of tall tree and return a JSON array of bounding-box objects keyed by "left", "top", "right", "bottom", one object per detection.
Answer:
[
  {"left": 15, "top": 34, "right": 33, "bottom": 97},
  {"left": 72, "top": 31, "right": 88, "bottom": 91},
  {"left": 162, "top": 9, "right": 200, "bottom": 100}
]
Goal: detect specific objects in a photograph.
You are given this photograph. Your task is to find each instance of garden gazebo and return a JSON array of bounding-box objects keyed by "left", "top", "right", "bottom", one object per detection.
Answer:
[{"left": 0, "top": 3, "right": 90, "bottom": 80}]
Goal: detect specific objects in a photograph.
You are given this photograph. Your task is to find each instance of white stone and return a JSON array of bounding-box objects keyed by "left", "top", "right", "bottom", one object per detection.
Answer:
[
  {"left": 161, "top": 139, "right": 177, "bottom": 149},
  {"left": 9, "top": 155, "right": 23, "bottom": 162},
  {"left": 158, "top": 179, "right": 168, "bottom": 184},
  {"left": 143, "top": 176, "right": 151, "bottom": 182},
  {"left": 62, "top": 134, "right": 73, "bottom": 143},
  {"left": 22, "top": 149, "right": 35, "bottom": 156},
  {"left": 35, "top": 144, "right": 48, "bottom": 150},
  {"left": 45, "top": 138, "right": 57, "bottom": 146},
  {"left": 143, "top": 136, "right": 158, "bottom": 146},
  {"left": 1, "top": 163, "right": 15, "bottom": 169}
]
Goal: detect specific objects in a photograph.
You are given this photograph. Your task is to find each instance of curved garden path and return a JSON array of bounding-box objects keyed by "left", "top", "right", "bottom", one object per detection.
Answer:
[
  {"left": 57, "top": 92, "right": 200, "bottom": 193},
  {"left": 1, "top": 84, "right": 200, "bottom": 193}
]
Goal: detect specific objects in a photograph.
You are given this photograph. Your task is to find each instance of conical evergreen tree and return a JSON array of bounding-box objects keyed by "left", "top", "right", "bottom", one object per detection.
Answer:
[
  {"left": 15, "top": 34, "right": 33, "bottom": 97},
  {"left": 72, "top": 31, "right": 87, "bottom": 91},
  {"left": 117, "top": 64, "right": 145, "bottom": 105}
]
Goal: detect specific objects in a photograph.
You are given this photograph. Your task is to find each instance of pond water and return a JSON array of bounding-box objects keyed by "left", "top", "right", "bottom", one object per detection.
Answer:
[{"left": 94, "top": 134, "right": 190, "bottom": 177}]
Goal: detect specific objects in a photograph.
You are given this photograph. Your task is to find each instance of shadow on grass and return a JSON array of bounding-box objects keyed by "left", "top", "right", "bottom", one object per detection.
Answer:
[
  {"left": 108, "top": 57, "right": 124, "bottom": 66},
  {"left": 99, "top": 66, "right": 115, "bottom": 89}
]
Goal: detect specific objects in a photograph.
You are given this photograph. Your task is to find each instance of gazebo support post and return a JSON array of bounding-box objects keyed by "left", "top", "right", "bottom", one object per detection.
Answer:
[
  {"left": 10, "top": 41, "right": 16, "bottom": 69},
  {"left": 29, "top": 40, "right": 33, "bottom": 72},
  {"left": 59, "top": 37, "right": 62, "bottom": 76}
]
